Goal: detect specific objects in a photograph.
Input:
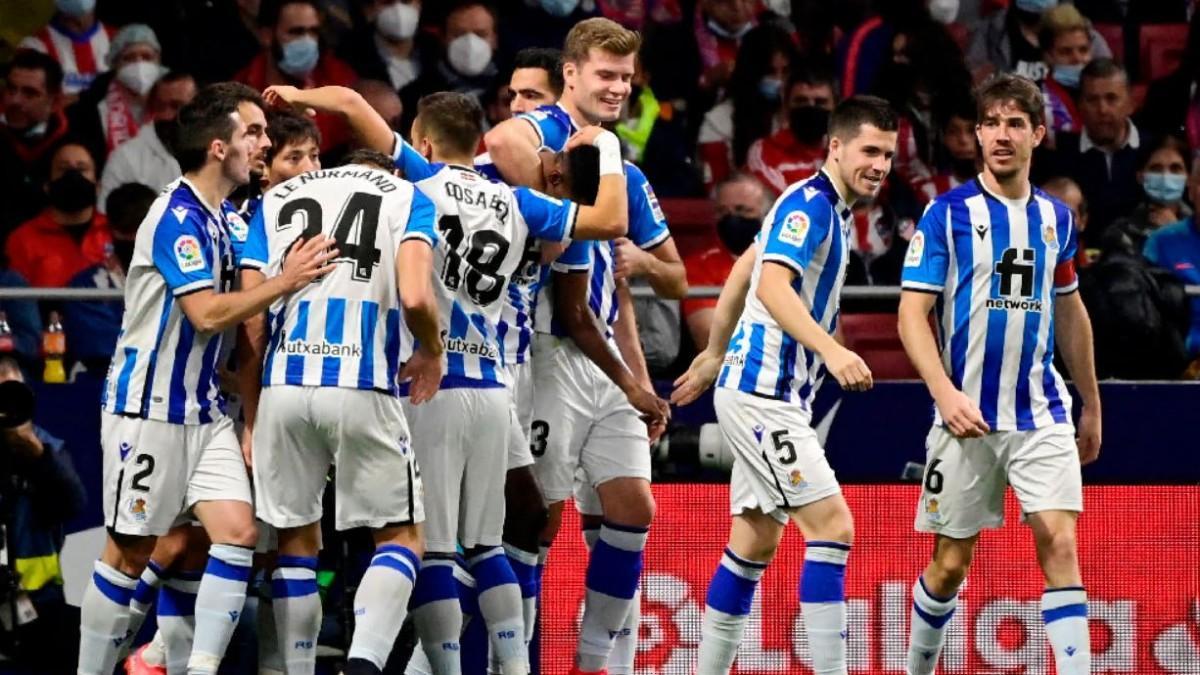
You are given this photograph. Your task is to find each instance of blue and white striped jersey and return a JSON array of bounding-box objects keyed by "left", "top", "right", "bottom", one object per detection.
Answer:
[
  {"left": 536, "top": 161, "right": 671, "bottom": 341},
  {"left": 408, "top": 164, "right": 578, "bottom": 387},
  {"left": 240, "top": 166, "right": 436, "bottom": 395},
  {"left": 901, "top": 178, "right": 1080, "bottom": 431},
  {"left": 716, "top": 170, "right": 853, "bottom": 407},
  {"left": 101, "top": 178, "right": 238, "bottom": 424}
]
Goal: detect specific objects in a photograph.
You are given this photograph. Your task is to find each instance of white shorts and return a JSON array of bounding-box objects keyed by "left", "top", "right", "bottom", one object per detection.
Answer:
[
  {"left": 101, "top": 413, "right": 252, "bottom": 537},
  {"left": 915, "top": 423, "right": 1083, "bottom": 538},
  {"left": 253, "top": 386, "right": 424, "bottom": 531},
  {"left": 713, "top": 388, "right": 841, "bottom": 525},
  {"left": 404, "top": 386, "right": 509, "bottom": 553},
  {"left": 505, "top": 361, "right": 536, "bottom": 471},
  {"left": 530, "top": 334, "right": 651, "bottom": 504}
]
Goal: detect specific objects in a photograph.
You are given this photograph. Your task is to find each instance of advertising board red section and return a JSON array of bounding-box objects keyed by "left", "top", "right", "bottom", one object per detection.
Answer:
[{"left": 540, "top": 485, "right": 1200, "bottom": 673}]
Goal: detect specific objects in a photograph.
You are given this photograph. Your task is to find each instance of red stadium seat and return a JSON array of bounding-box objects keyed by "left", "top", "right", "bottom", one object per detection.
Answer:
[
  {"left": 838, "top": 313, "right": 918, "bottom": 380},
  {"left": 1094, "top": 23, "right": 1124, "bottom": 64},
  {"left": 1131, "top": 82, "right": 1148, "bottom": 113},
  {"left": 1140, "top": 23, "right": 1188, "bottom": 82}
]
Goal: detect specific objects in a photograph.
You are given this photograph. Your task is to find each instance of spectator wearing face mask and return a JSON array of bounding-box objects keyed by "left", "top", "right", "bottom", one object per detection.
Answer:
[
  {"left": 4, "top": 142, "right": 109, "bottom": 288},
  {"left": 681, "top": 173, "right": 774, "bottom": 349},
  {"left": 692, "top": 0, "right": 758, "bottom": 93},
  {"left": 745, "top": 66, "right": 836, "bottom": 195},
  {"left": 1040, "top": 58, "right": 1142, "bottom": 243},
  {"left": 967, "top": 0, "right": 1111, "bottom": 82},
  {"left": 66, "top": 24, "right": 166, "bottom": 166},
  {"left": 697, "top": 23, "right": 796, "bottom": 192},
  {"left": 96, "top": 71, "right": 196, "bottom": 212},
  {"left": 18, "top": 0, "right": 114, "bottom": 98},
  {"left": 1145, "top": 158, "right": 1200, "bottom": 361},
  {"left": 0, "top": 50, "right": 73, "bottom": 241},
  {"left": 1126, "top": 134, "right": 1193, "bottom": 235},
  {"left": 1037, "top": 4, "right": 1093, "bottom": 145},
  {"left": 339, "top": 0, "right": 428, "bottom": 92},
  {"left": 235, "top": 0, "right": 358, "bottom": 153},
  {"left": 398, "top": 0, "right": 501, "bottom": 135},
  {"left": 64, "top": 182, "right": 156, "bottom": 372}
]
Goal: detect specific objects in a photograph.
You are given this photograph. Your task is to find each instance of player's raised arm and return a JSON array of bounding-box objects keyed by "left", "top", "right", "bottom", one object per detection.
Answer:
[
  {"left": 263, "top": 85, "right": 395, "bottom": 158},
  {"left": 564, "top": 127, "right": 628, "bottom": 239},
  {"left": 671, "top": 248, "right": 756, "bottom": 405},
  {"left": 484, "top": 115, "right": 549, "bottom": 187}
]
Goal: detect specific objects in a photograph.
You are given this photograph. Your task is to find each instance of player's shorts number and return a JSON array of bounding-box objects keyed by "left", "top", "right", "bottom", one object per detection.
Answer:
[
  {"left": 438, "top": 215, "right": 510, "bottom": 305},
  {"left": 278, "top": 192, "right": 383, "bottom": 281},
  {"left": 771, "top": 430, "right": 797, "bottom": 465},
  {"left": 529, "top": 420, "right": 550, "bottom": 458},
  {"left": 923, "top": 458, "right": 944, "bottom": 494},
  {"left": 130, "top": 454, "right": 155, "bottom": 492}
]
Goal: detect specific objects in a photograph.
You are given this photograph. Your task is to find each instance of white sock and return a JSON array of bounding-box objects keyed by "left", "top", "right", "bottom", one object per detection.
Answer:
[
  {"left": 1042, "top": 587, "right": 1091, "bottom": 675},
  {"left": 907, "top": 576, "right": 958, "bottom": 675},
  {"left": 697, "top": 548, "right": 767, "bottom": 675},
  {"left": 608, "top": 588, "right": 641, "bottom": 674},
  {"left": 78, "top": 560, "right": 137, "bottom": 675},
  {"left": 405, "top": 638, "right": 435, "bottom": 674},
  {"left": 188, "top": 543, "right": 253, "bottom": 674},
  {"left": 142, "top": 629, "right": 167, "bottom": 667},
  {"left": 577, "top": 522, "right": 648, "bottom": 672},
  {"left": 468, "top": 547, "right": 527, "bottom": 675},
  {"left": 257, "top": 595, "right": 284, "bottom": 674},
  {"left": 122, "top": 560, "right": 166, "bottom": 657},
  {"left": 503, "top": 544, "right": 540, "bottom": 647},
  {"left": 799, "top": 542, "right": 850, "bottom": 675},
  {"left": 349, "top": 544, "right": 420, "bottom": 668},
  {"left": 271, "top": 555, "right": 320, "bottom": 675},
  {"left": 159, "top": 571, "right": 201, "bottom": 673},
  {"left": 411, "top": 558, "right": 463, "bottom": 675}
]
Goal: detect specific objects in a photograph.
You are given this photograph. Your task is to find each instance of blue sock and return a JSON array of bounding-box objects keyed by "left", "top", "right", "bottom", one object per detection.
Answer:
[
  {"left": 577, "top": 522, "right": 648, "bottom": 671},
  {"left": 504, "top": 544, "right": 540, "bottom": 644},
  {"left": 698, "top": 547, "right": 768, "bottom": 673},
  {"left": 190, "top": 543, "right": 254, "bottom": 674},
  {"left": 799, "top": 541, "right": 850, "bottom": 675},
  {"left": 411, "top": 557, "right": 464, "bottom": 674},
  {"left": 158, "top": 571, "right": 201, "bottom": 673},
  {"left": 272, "top": 555, "right": 320, "bottom": 674},
  {"left": 469, "top": 546, "right": 527, "bottom": 672}
]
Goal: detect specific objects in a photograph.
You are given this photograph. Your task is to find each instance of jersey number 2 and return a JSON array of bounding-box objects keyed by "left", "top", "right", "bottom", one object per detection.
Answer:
[{"left": 279, "top": 192, "right": 383, "bottom": 282}]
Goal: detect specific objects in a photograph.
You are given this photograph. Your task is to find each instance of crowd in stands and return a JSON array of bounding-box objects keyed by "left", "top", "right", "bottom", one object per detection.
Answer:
[{"left": 0, "top": 0, "right": 1198, "bottom": 380}]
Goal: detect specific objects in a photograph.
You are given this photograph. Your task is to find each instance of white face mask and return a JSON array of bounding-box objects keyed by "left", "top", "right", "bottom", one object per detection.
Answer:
[
  {"left": 117, "top": 60, "right": 162, "bottom": 96},
  {"left": 377, "top": 2, "right": 419, "bottom": 40},
  {"left": 928, "top": 0, "right": 960, "bottom": 24},
  {"left": 447, "top": 33, "right": 492, "bottom": 77}
]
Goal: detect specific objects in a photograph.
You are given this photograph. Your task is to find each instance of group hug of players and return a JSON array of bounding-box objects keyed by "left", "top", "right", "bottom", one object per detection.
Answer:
[{"left": 75, "top": 15, "right": 1103, "bottom": 675}]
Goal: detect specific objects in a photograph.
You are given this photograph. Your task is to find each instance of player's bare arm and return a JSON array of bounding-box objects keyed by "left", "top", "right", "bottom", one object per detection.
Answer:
[
  {"left": 1054, "top": 291, "right": 1102, "bottom": 464},
  {"left": 263, "top": 85, "right": 395, "bottom": 158},
  {"left": 612, "top": 276, "right": 671, "bottom": 441},
  {"left": 612, "top": 236, "right": 687, "bottom": 299},
  {"left": 235, "top": 268, "right": 269, "bottom": 466},
  {"left": 555, "top": 270, "right": 668, "bottom": 431},
  {"left": 758, "top": 261, "right": 873, "bottom": 392},
  {"left": 897, "top": 289, "right": 990, "bottom": 438},
  {"left": 396, "top": 239, "right": 444, "bottom": 405},
  {"left": 176, "top": 235, "right": 337, "bottom": 334},
  {"left": 671, "top": 249, "right": 756, "bottom": 406},
  {"left": 485, "top": 115, "right": 552, "bottom": 188}
]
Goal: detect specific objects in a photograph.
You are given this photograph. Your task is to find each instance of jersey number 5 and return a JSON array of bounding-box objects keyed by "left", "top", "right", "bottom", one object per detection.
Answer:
[{"left": 279, "top": 192, "right": 383, "bottom": 281}]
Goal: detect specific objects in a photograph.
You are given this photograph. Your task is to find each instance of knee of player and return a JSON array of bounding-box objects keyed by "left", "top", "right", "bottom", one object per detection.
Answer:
[
  {"left": 1036, "top": 526, "right": 1078, "bottom": 562},
  {"left": 107, "top": 532, "right": 157, "bottom": 575},
  {"left": 216, "top": 519, "right": 259, "bottom": 548},
  {"left": 608, "top": 491, "right": 655, "bottom": 529}
]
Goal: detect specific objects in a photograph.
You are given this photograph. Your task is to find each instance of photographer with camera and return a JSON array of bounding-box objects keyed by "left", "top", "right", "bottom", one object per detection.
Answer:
[{"left": 0, "top": 355, "right": 87, "bottom": 672}]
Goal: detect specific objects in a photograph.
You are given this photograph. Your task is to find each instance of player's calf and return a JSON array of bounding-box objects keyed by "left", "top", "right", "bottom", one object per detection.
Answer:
[
  {"left": 793, "top": 495, "right": 855, "bottom": 675},
  {"left": 906, "top": 535, "right": 976, "bottom": 675},
  {"left": 345, "top": 525, "right": 424, "bottom": 674},
  {"left": 79, "top": 533, "right": 154, "bottom": 675},
  {"left": 1029, "top": 512, "right": 1089, "bottom": 675}
]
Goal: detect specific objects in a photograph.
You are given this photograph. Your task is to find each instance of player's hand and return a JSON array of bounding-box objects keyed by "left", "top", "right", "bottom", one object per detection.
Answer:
[
  {"left": 933, "top": 386, "right": 990, "bottom": 438},
  {"left": 565, "top": 125, "right": 609, "bottom": 149},
  {"left": 670, "top": 349, "right": 722, "bottom": 406},
  {"left": 647, "top": 416, "right": 667, "bottom": 445},
  {"left": 1076, "top": 403, "right": 1101, "bottom": 465},
  {"left": 625, "top": 383, "right": 670, "bottom": 429},
  {"left": 280, "top": 235, "right": 338, "bottom": 291},
  {"left": 263, "top": 85, "right": 317, "bottom": 117},
  {"left": 823, "top": 345, "right": 873, "bottom": 392},
  {"left": 400, "top": 344, "right": 444, "bottom": 404},
  {"left": 612, "top": 237, "right": 651, "bottom": 280}
]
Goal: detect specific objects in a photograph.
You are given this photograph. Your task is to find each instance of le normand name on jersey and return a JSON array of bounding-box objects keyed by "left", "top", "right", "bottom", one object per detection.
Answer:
[{"left": 269, "top": 167, "right": 401, "bottom": 199}]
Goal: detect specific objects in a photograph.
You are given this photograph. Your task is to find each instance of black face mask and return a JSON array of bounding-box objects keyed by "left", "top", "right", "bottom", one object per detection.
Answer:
[
  {"left": 716, "top": 214, "right": 760, "bottom": 254},
  {"left": 47, "top": 169, "right": 97, "bottom": 212},
  {"left": 789, "top": 106, "right": 830, "bottom": 146},
  {"left": 113, "top": 239, "right": 136, "bottom": 271}
]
